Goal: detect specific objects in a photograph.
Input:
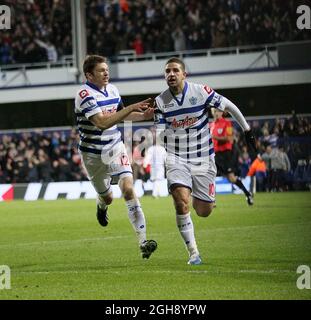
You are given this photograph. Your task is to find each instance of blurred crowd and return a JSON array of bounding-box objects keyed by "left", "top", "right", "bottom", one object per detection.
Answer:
[
  {"left": 1, "top": 113, "right": 310, "bottom": 192},
  {"left": 1, "top": 0, "right": 311, "bottom": 65},
  {"left": 0, "top": 0, "right": 72, "bottom": 65},
  {"left": 87, "top": 0, "right": 311, "bottom": 57},
  {"left": 0, "top": 129, "right": 87, "bottom": 184},
  {"left": 233, "top": 111, "right": 311, "bottom": 192}
]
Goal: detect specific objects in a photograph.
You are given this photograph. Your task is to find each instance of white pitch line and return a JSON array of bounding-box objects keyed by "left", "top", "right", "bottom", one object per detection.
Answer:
[
  {"left": 1, "top": 221, "right": 309, "bottom": 249},
  {"left": 0, "top": 231, "right": 180, "bottom": 248},
  {"left": 0, "top": 235, "right": 132, "bottom": 248},
  {"left": 13, "top": 269, "right": 292, "bottom": 276}
]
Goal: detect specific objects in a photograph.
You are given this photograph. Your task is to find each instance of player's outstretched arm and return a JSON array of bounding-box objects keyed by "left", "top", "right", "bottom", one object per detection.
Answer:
[
  {"left": 125, "top": 107, "right": 154, "bottom": 122},
  {"left": 90, "top": 98, "right": 152, "bottom": 130},
  {"left": 222, "top": 97, "right": 257, "bottom": 154}
]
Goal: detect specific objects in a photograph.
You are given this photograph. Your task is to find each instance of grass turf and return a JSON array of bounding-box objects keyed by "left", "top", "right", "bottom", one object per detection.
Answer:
[{"left": 0, "top": 192, "right": 310, "bottom": 300}]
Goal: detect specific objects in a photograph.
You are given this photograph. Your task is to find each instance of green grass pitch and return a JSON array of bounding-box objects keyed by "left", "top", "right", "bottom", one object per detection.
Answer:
[{"left": 0, "top": 192, "right": 310, "bottom": 300}]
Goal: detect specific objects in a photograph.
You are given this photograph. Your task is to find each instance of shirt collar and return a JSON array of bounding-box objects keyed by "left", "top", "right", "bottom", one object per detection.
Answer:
[{"left": 86, "top": 81, "right": 108, "bottom": 97}]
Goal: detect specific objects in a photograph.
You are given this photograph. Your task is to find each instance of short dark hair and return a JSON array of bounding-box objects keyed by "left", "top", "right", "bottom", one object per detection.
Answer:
[
  {"left": 165, "top": 57, "right": 185, "bottom": 72},
  {"left": 83, "top": 55, "right": 107, "bottom": 76}
]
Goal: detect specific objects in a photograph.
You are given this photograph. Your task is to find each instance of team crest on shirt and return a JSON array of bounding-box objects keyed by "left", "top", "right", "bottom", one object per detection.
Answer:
[
  {"left": 79, "top": 89, "right": 89, "bottom": 99},
  {"left": 189, "top": 96, "right": 197, "bottom": 105},
  {"left": 217, "top": 128, "right": 223, "bottom": 134}
]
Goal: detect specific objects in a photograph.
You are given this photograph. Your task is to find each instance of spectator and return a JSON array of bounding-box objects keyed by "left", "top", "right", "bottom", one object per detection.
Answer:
[
  {"left": 34, "top": 39, "right": 58, "bottom": 62},
  {"left": 0, "top": 43, "right": 12, "bottom": 65},
  {"left": 0, "top": 114, "right": 310, "bottom": 190},
  {"left": 261, "top": 144, "right": 291, "bottom": 191},
  {"left": 171, "top": 26, "right": 187, "bottom": 52},
  {"left": 0, "top": 0, "right": 70, "bottom": 65},
  {"left": 239, "top": 146, "right": 251, "bottom": 178},
  {"left": 0, "top": 164, "right": 9, "bottom": 183},
  {"left": 1, "top": 0, "right": 311, "bottom": 65},
  {"left": 247, "top": 155, "right": 267, "bottom": 192},
  {"left": 131, "top": 34, "right": 144, "bottom": 55}
]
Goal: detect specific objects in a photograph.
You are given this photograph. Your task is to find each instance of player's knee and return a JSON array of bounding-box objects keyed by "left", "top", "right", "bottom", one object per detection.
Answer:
[
  {"left": 122, "top": 186, "right": 135, "bottom": 201},
  {"left": 196, "top": 208, "right": 212, "bottom": 217},
  {"left": 98, "top": 193, "right": 113, "bottom": 205},
  {"left": 174, "top": 199, "right": 189, "bottom": 214},
  {"left": 103, "top": 194, "right": 113, "bottom": 205},
  {"left": 171, "top": 187, "right": 191, "bottom": 214},
  {"left": 194, "top": 204, "right": 213, "bottom": 217}
]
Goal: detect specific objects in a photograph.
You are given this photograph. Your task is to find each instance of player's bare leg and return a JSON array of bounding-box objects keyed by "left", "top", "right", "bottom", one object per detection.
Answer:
[
  {"left": 192, "top": 197, "right": 214, "bottom": 217},
  {"left": 171, "top": 185, "right": 202, "bottom": 265},
  {"left": 119, "top": 176, "right": 157, "bottom": 259}
]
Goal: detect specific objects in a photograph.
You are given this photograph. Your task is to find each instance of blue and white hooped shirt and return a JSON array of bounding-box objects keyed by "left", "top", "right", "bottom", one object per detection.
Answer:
[
  {"left": 74, "top": 81, "right": 123, "bottom": 157},
  {"left": 155, "top": 81, "right": 225, "bottom": 163}
]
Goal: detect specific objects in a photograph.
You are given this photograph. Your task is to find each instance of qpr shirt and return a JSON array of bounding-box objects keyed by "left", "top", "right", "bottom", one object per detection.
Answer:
[
  {"left": 154, "top": 81, "right": 225, "bottom": 162},
  {"left": 75, "top": 81, "right": 123, "bottom": 157}
]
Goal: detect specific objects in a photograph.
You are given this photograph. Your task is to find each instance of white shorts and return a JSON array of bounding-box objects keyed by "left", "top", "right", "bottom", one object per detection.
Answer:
[
  {"left": 166, "top": 156, "right": 217, "bottom": 202},
  {"left": 80, "top": 142, "right": 132, "bottom": 196}
]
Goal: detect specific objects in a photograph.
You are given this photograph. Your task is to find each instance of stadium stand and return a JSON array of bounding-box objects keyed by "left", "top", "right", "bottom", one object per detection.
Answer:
[
  {"left": 1, "top": 0, "right": 311, "bottom": 64},
  {"left": 0, "top": 128, "right": 88, "bottom": 183},
  {"left": 0, "top": 113, "right": 310, "bottom": 191},
  {"left": 0, "top": 0, "right": 72, "bottom": 65},
  {"left": 0, "top": 1, "right": 310, "bottom": 194}
]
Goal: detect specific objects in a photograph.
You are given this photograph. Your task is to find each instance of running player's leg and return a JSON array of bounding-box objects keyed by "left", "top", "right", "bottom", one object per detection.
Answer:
[
  {"left": 227, "top": 172, "right": 254, "bottom": 205},
  {"left": 111, "top": 143, "right": 157, "bottom": 258},
  {"left": 192, "top": 158, "right": 216, "bottom": 217},
  {"left": 214, "top": 152, "right": 226, "bottom": 208},
  {"left": 192, "top": 177, "right": 215, "bottom": 217},
  {"left": 167, "top": 163, "right": 201, "bottom": 265},
  {"left": 80, "top": 153, "right": 112, "bottom": 226},
  {"left": 171, "top": 185, "right": 201, "bottom": 264},
  {"left": 218, "top": 151, "right": 253, "bottom": 205},
  {"left": 112, "top": 144, "right": 148, "bottom": 246},
  {"left": 119, "top": 174, "right": 146, "bottom": 245},
  {"left": 192, "top": 197, "right": 214, "bottom": 217},
  {"left": 189, "top": 159, "right": 217, "bottom": 264},
  {"left": 96, "top": 191, "right": 112, "bottom": 227},
  {"left": 119, "top": 174, "right": 157, "bottom": 259}
]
